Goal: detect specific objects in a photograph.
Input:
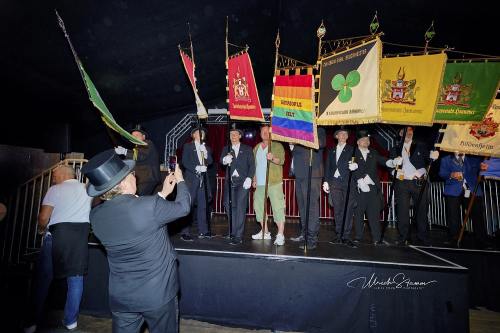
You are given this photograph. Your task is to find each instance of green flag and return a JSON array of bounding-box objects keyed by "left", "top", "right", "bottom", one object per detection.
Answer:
[
  {"left": 434, "top": 61, "right": 500, "bottom": 123},
  {"left": 77, "top": 60, "right": 147, "bottom": 146}
]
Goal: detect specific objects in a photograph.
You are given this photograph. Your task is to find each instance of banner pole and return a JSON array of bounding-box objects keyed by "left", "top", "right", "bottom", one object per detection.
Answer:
[
  {"left": 260, "top": 32, "right": 280, "bottom": 240},
  {"left": 380, "top": 127, "right": 407, "bottom": 242},
  {"left": 225, "top": 16, "right": 233, "bottom": 238}
]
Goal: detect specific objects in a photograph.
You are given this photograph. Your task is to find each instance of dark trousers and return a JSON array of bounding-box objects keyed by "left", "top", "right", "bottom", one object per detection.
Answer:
[
  {"left": 445, "top": 194, "right": 488, "bottom": 244},
  {"left": 394, "top": 179, "right": 429, "bottom": 242},
  {"left": 295, "top": 177, "right": 322, "bottom": 244},
  {"left": 181, "top": 180, "right": 209, "bottom": 235},
  {"left": 224, "top": 183, "right": 249, "bottom": 239},
  {"left": 112, "top": 296, "right": 178, "bottom": 333},
  {"left": 354, "top": 188, "right": 382, "bottom": 242},
  {"left": 330, "top": 186, "right": 356, "bottom": 240}
]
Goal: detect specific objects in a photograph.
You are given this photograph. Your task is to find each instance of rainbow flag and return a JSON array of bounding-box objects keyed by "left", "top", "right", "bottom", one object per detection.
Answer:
[{"left": 271, "top": 74, "right": 318, "bottom": 149}]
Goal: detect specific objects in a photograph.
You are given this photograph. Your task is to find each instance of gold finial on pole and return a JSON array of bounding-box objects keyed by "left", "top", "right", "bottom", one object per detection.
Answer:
[{"left": 316, "top": 20, "right": 326, "bottom": 60}]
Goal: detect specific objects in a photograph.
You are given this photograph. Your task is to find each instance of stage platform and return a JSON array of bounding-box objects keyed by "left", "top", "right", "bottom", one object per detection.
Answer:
[{"left": 81, "top": 219, "right": 470, "bottom": 333}]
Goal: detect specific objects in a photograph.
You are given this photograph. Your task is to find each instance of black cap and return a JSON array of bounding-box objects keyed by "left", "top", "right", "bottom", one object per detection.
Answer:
[
  {"left": 229, "top": 123, "right": 243, "bottom": 135},
  {"left": 356, "top": 129, "right": 370, "bottom": 140},
  {"left": 81, "top": 150, "right": 135, "bottom": 197},
  {"left": 130, "top": 124, "right": 147, "bottom": 136},
  {"left": 190, "top": 127, "right": 207, "bottom": 136},
  {"left": 334, "top": 126, "right": 349, "bottom": 136}
]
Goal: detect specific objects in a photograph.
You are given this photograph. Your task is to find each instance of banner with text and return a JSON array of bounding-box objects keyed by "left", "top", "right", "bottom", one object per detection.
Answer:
[
  {"left": 272, "top": 73, "right": 318, "bottom": 149},
  {"left": 318, "top": 38, "right": 381, "bottom": 125},
  {"left": 434, "top": 61, "right": 500, "bottom": 123},
  {"left": 380, "top": 53, "right": 447, "bottom": 126},
  {"left": 437, "top": 99, "right": 500, "bottom": 157}
]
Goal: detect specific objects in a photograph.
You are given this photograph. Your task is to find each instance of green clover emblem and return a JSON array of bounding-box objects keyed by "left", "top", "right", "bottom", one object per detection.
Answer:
[{"left": 331, "top": 70, "right": 361, "bottom": 103}]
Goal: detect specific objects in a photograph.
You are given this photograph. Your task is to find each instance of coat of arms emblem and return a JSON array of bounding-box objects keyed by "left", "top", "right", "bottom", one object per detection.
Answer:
[
  {"left": 382, "top": 67, "right": 418, "bottom": 104},
  {"left": 233, "top": 68, "right": 250, "bottom": 102},
  {"left": 438, "top": 72, "right": 472, "bottom": 107},
  {"left": 469, "top": 111, "right": 498, "bottom": 140}
]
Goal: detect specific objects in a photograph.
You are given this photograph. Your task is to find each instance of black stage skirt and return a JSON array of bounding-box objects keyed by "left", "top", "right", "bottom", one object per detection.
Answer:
[{"left": 49, "top": 222, "right": 90, "bottom": 279}]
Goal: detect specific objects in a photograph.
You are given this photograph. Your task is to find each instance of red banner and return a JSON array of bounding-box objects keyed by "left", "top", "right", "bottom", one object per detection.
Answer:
[
  {"left": 227, "top": 52, "right": 264, "bottom": 121},
  {"left": 180, "top": 48, "right": 208, "bottom": 119}
]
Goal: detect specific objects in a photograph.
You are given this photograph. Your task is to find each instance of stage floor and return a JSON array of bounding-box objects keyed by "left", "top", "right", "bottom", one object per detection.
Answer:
[{"left": 171, "top": 216, "right": 466, "bottom": 270}]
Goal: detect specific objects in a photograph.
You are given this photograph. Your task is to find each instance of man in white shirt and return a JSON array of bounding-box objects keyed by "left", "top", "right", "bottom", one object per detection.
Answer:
[
  {"left": 25, "top": 165, "right": 92, "bottom": 333},
  {"left": 220, "top": 124, "right": 255, "bottom": 245},
  {"left": 389, "top": 126, "right": 439, "bottom": 246}
]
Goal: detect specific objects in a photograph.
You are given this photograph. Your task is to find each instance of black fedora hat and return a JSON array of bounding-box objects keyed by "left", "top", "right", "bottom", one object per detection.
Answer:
[
  {"left": 334, "top": 126, "right": 349, "bottom": 136},
  {"left": 130, "top": 124, "right": 147, "bottom": 136},
  {"left": 229, "top": 123, "right": 243, "bottom": 135},
  {"left": 356, "top": 129, "right": 370, "bottom": 140},
  {"left": 82, "top": 150, "right": 135, "bottom": 197}
]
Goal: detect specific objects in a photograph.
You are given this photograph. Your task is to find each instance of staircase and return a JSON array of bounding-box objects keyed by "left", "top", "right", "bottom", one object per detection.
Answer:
[{"left": 0, "top": 158, "right": 87, "bottom": 266}]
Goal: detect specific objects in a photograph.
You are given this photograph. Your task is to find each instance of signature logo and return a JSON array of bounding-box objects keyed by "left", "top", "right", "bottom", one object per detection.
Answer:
[{"left": 347, "top": 273, "right": 437, "bottom": 290}]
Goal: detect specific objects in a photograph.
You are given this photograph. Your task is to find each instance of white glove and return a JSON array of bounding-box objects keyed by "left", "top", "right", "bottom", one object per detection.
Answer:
[
  {"left": 114, "top": 146, "right": 127, "bottom": 155},
  {"left": 333, "top": 169, "right": 340, "bottom": 178},
  {"left": 222, "top": 155, "right": 233, "bottom": 165},
  {"left": 430, "top": 150, "right": 439, "bottom": 161},
  {"left": 322, "top": 181, "right": 330, "bottom": 193},
  {"left": 289, "top": 144, "right": 294, "bottom": 151},
  {"left": 348, "top": 162, "right": 358, "bottom": 171},
  {"left": 199, "top": 144, "right": 208, "bottom": 157},
  {"left": 243, "top": 177, "right": 252, "bottom": 190},
  {"left": 357, "top": 178, "right": 370, "bottom": 192},
  {"left": 363, "top": 174, "right": 375, "bottom": 186},
  {"left": 386, "top": 157, "right": 403, "bottom": 168},
  {"left": 195, "top": 165, "right": 207, "bottom": 173}
]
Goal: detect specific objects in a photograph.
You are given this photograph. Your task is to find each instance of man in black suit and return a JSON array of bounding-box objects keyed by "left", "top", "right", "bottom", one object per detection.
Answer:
[
  {"left": 323, "top": 127, "right": 357, "bottom": 246},
  {"left": 389, "top": 126, "right": 439, "bottom": 246},
  {"left": 180, "top": 127, "right": 213, "bottom": 240},
  {"left": 289, "top": 127, "right": 326, "bottom": 250},
  {"left": 220, "top": 124, "right": 255, "bottom": 245},
  {"left": 114, "top": 125, "right": 161, "bottom": 196},
  {"left": 352, "top": 130, "right": 395, "bottom": 245},
  {"left": 82, "top": 151, "right": 191, "bottom": 333}
]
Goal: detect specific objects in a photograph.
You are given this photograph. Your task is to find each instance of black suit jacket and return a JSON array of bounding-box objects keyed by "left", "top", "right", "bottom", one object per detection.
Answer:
[
  {"left": 181, "top": 141, "right": 213, "bottom": 193},
  {"left": 292, "top": 127, "right": 326, "bottom": 179},
  {"left": 220, "top": 144, "right": 255, "bottom": 186},
  {"left": 389, "top": 140, "right": 430, "bottom": 170},
  {"left": 126, "top": 139, "right": 161, "bottom": 184},
  {"left": 325, "top": 144, "right": 355, "bottom": 189},
  {"left": 89, "top": 183, "right": 191, "bottom": 312},
  {"left": 353, "top": 148, "right": 388, "bottom": 189}
]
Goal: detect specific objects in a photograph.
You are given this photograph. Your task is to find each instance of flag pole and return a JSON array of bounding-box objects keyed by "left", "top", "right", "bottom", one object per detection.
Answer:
[
  {"left": 188, "top": 22, "right": 213, "bottom": 237},
  {"left": 380, "top": 126, "right": 407, "bottom": 241},
  {"left": 260, "top": 31, "right": 280, "bottom": 240},
  {"left": 457, "top": 157, "right": 489, "bottom": 248},
  {"left": 225, "top": 16, "right": 233, "bottom": 238}
]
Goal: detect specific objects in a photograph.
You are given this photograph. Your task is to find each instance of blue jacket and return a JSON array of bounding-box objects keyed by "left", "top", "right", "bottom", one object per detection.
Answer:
[{"left": 439, "top": 155, "right": 483, "bottom": 197}]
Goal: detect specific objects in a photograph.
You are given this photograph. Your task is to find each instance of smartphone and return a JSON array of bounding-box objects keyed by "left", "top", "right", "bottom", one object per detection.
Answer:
[{"left": 168, "top": 155, "right": 177, "bottom": 172}]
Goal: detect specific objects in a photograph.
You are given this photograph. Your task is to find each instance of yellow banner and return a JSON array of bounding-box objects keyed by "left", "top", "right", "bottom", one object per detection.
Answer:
[
  {"left": 436, "top": 99, "right": 500, "bottom": 157},
  {"left": 380, "top": 53, "right": 447, "bottom": 126}
]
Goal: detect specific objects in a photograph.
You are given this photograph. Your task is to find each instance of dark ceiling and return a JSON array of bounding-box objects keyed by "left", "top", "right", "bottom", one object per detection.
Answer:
[{"left": 1, "top": 0, "right": 498, "bottom": 153}]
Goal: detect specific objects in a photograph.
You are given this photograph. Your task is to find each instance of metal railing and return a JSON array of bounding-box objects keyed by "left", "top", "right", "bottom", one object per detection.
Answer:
[
  {"left": 213, "top": 177, "right": 499, "bottom": 235},
  {"left": 213, "top": 177, "right": 396, "bottom": 224},
  {"left": 0, "top": 159, "right": 87, "bottom": 265}
]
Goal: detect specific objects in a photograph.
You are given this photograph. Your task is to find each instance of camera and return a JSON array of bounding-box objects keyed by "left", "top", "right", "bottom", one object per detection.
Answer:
[{"left": 168, "top": 155, "right": 177, "bottom": 172}]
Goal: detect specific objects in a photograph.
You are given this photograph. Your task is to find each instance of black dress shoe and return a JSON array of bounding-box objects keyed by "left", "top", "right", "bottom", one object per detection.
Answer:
[
  {"left": 352, "top": 239, "right": 361, "bottom": 245},
  {"left": 198, "top": 232, "right": 213, "bottom": 239},
  {"left": 290, "top": 235, "right": 305, "bottom": 242},
  {"left": 328, "top": 237, "right": 342, "bottom": 245},
  {"left": 229, "top": 237, "right": 242, "bottom": 245},
  {"left": 180, "top": 234, "right": 194, "bottom": 242},
  {"left": 343, "top": 239, "right": 358, "bottom": 248},
  {"left": 299, "top": 242, "right": 317, "bottom": 250},
  {"left": 373, "top": 240, "right": 390, "bottom": 246}
]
